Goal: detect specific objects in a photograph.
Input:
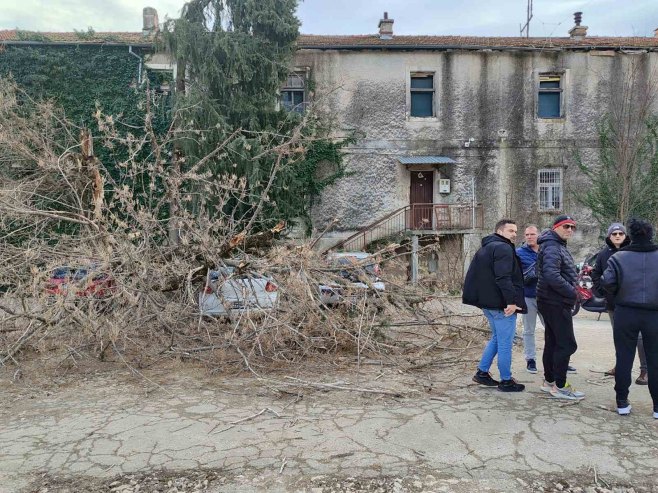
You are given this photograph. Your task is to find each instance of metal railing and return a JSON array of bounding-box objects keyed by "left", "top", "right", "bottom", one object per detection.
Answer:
[{"left": 329, "top": 203, "right": 484, "bottom": 252}]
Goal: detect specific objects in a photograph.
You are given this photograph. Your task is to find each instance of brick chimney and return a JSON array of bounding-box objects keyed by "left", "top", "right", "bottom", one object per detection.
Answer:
[
  {"left": 142, "top": 7, "right": 159, "bottom": 36},
  {"left": 378, "top": 12, "right": 394, "bottom": 39},
  {"left": 569, "top": 11, "right": 588, "bottom": 38}
]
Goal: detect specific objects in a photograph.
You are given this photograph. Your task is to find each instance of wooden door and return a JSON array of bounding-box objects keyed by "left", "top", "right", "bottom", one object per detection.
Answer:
[{"left": 410, "top": 171, "right": 433, "bottom": 229}]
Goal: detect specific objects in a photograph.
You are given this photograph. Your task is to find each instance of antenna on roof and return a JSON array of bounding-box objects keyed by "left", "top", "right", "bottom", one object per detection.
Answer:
[{"left": 519, "top": 0, "right": 533, "bottom": 38}]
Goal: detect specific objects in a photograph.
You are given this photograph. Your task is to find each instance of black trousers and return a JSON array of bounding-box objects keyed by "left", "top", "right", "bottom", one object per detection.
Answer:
[
  {"left": 614, "top": 306, "right": 658, "bottom": 408},
  {"left": 538, "top": 302, "right": 577, "bottom": 388}
]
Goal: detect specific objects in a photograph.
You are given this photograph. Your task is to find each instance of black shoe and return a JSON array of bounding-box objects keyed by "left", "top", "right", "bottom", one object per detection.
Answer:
[
  {"left": 498, "top": 378, "right": 525, "bottom": 392},
  {"left": 526, "top": 359, "right": 537, "bottom": 374},
  {"left": 567, "top": 365, "right": 577, "bottom": 374},
  {"left": 617, "top": 399, "right": 631, "bottom": 415},
  {"left": 472, "top": 370, "right": 499, "bottom": 387}
]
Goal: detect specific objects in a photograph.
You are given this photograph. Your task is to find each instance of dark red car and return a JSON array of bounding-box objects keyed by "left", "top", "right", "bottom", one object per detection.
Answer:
[{"left": 45, "top": 266, "right": 117, "bottom": 299}]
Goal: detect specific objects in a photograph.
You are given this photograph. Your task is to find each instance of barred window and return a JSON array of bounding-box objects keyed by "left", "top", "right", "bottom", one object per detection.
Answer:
[{"left": 538, "top": 169, "right": 563, "bottom": 210}]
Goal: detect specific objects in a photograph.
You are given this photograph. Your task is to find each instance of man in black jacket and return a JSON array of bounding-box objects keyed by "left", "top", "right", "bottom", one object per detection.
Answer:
[
  {"left": 536, "top": 215, "right": 584, "bottom": 401},
  {"left": 463, "top": 219, "right": 527, "bottom": 392},
  {"left": 591, "top": 223, "right": 647, "bottom": 383},
  {"left": 603, "top": 218, "right": 658, "bottom": 418}
]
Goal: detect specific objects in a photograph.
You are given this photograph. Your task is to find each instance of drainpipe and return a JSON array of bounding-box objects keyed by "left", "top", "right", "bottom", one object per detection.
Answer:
[{"left": 128, "top": 45, "right": 143, "bottom": 85}]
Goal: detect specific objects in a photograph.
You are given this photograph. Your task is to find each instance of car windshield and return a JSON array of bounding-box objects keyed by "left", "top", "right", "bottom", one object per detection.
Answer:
[
  {"left": 51, "top": 267, "right": 71, "bottom": 279},
  {"left": 333, "top": 257, "right": 379, "bottom": 281}
]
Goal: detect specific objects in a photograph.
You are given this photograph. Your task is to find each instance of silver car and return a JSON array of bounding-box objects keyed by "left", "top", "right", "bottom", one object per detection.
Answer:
[
  {"left": 199, "top": 267, "right": 278, "bottom": 317},
  {"left": 318, "top": 252, "right": 385, "bottom": 306}
]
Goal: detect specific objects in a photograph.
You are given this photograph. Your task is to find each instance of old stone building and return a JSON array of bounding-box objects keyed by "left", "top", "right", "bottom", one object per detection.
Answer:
[{"left": 290, "top": 13, "right": 658, "bottom": 264}]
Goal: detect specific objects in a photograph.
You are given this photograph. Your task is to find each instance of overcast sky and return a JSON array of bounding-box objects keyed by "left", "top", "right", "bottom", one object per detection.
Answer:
[{"left": 1, "top": 0, "right": 657, "bottom": 38}]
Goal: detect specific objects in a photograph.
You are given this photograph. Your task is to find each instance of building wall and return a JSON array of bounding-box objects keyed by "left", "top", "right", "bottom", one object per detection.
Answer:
[{"left": 294, "top": 48, "right": 658, "bottom": 257}]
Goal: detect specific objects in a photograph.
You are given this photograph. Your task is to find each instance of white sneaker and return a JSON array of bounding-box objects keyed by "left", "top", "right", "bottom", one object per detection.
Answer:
[
  {"left": 653, "top": 410, "right": 658, "bottom": 419},
  {"left": 540, "top": 380, "right": 554, "bottom": 393},
  {"left": 617, "top": 399, "right": 631, "bottom": 415},
  {"left": 550, "top": 383, "right": 585, "bottom": 400}
]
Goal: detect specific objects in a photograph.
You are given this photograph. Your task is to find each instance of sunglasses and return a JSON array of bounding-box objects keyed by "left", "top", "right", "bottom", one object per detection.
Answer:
[
  {"left": 611, "top": 232, "right": 626, "bottom": 236},
  {"left": 562, "top": 224, "right": 576, "bottom": 230}
]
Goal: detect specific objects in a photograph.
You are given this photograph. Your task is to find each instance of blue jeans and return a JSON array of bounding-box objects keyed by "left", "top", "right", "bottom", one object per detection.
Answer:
[
  {"left": 478, "top": 309, "right": 517, "bottom": 381},
  {"left": 522, "top": 297, "right": 544, "bottom": 361}
]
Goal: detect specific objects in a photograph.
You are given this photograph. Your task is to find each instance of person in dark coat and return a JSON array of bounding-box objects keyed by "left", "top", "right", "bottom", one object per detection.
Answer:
[
  {"left": 536, "top": 215, "right": 584, "bottom": 400},
  {"left": 463, "top": 219, "right": 527, "bottom": 392},
  {"left": 591, "top": 222, "right": 647, "bottom": 383},
  {"left": 602, "top": 218, "right": 658, "bottom": 418}
]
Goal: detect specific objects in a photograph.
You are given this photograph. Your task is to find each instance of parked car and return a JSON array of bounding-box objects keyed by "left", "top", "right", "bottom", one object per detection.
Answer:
[
  {"left": 45, "top": 265, "right": 117, "bottom": 299},
  {"left": 318, "top": 252, "right": 385, "bottom": 306},
  {"left": 198, "top": 267, "right": 278, "bottom": 317}
]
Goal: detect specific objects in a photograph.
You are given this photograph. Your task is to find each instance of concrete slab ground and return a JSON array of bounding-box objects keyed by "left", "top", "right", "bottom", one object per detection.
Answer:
[{"left": 1, "top": 312, "right": 656, "bottom": 492}]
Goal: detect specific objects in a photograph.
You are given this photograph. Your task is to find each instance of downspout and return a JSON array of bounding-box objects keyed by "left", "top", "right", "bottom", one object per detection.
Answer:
[{"left": 128, "top": 45, "right": 142, "bottom": 85}]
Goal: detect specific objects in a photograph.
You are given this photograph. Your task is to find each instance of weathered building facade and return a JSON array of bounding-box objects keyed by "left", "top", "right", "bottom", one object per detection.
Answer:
[{"left": 291, "top": 14, "right": 658, "bottom": 260}]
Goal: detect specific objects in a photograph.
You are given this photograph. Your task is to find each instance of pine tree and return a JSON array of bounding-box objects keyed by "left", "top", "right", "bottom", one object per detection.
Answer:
[{"left": 163, "top": 0, "right": 347, "bottom": 233}]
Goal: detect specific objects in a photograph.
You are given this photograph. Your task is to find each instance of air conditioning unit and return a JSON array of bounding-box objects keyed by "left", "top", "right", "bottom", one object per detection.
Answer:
[{"left": 439, "top": 178, "right": 451, "bottom": 194}]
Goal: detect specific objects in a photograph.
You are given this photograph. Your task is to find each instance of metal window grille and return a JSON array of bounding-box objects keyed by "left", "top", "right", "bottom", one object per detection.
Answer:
[{"left": 538, "top": 169, "right": 563, "bottom": 210}]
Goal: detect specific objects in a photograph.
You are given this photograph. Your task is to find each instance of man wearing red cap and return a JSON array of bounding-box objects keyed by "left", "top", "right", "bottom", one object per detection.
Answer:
[{"left": 536, "top": 215, "right": 584, "bottom": 400}]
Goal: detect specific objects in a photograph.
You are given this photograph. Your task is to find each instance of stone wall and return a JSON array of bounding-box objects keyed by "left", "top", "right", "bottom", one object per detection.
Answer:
[{"left": 294, "top": 48, "right": 658, "bottom": 258}]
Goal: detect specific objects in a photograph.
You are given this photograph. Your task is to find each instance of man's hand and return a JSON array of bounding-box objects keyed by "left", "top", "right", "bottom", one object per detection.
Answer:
[{"left": 504, "top": 304, "right": 519, "bottom": 316}]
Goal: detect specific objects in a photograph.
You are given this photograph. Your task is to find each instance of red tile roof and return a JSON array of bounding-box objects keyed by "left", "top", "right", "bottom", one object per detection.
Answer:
[
  {"left": 296, "top": 34, "right": 658, "bottom": 50},
  {"left": 0, "top": 30, "right": 155, "bottom": 45},
  {"left": 2, "top": 29, "right": 657, "bottom": 50}
]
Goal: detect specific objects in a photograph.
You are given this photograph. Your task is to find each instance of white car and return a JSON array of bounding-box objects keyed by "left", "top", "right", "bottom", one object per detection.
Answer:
[
  {"left": 199, "top": 267, "right": 278, "bottom": 317},
  {"left": 318, "top": 252, "right": 385, "bottom": 306}
]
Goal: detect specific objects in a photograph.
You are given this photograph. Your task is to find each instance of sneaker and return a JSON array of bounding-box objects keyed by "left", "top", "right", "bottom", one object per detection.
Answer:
[
  {"left": 567, "top": 365, "right": 577, "bottom": 374},
  {"left": 654, "top": 407, "right": 658, "bottom": 419},
  {"left": 635, "top": 370, "right": 648, "bottom": 385},
  {"left": 540, "top": 380, "right": 555, "bottom": 393},
  {"left": 472, "top": 370, "right": 499, "bottom": 387},
  {"left": 550, "top": 383, "right": 585, "bottom": 400},
  {"left": 526, "top": 359, "right": 538, "bottom": 374},
  {"left": 617, "top": 399, "right": 632, "bottom": 415},
  {"left": 604, "top": 367, "right": 616, "bottom": 376},
  {"left": 498, "top": 378, "right": 525, "bottom": 392}
]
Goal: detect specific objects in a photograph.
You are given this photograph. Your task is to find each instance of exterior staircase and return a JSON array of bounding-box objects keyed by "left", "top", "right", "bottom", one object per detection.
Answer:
[{"left": 326, "top": 203, "right": 483, "bottom": 252}]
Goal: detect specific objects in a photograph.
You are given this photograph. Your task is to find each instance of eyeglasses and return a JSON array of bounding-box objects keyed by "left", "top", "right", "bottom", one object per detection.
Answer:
[
  {"left": 562, "top": 224, "right": 576, "bottom": 230},
  {"left": 611, "top": 232, "right": 626, "bottom": 236}
]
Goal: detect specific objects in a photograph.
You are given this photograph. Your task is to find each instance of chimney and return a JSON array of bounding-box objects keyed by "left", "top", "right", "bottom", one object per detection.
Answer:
[
  {"left": 378, "top": 12, "right": 394, "bottom": 39},
  {"left": 142, "top": 7, "right": 159, "bottom": 36},
  {"left": 568, "top": 11, "right": 588, "bottom": 39}
]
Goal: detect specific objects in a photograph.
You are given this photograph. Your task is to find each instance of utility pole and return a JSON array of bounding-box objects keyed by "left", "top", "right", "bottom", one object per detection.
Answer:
[{"left": 519, "top": 0, "right": 533, "bottom": 38}]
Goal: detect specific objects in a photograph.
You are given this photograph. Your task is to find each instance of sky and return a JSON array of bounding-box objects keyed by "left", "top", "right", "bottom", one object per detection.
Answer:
[{"left": 0, "top": 0, "right": 657, "bottom": 38}]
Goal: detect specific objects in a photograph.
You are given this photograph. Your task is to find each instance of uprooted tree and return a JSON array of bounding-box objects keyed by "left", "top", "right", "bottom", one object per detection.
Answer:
[
  {"left": 0, "top": 79, "right": 483, "bottom": 375},
  {"left": 576, "top": 55, "right": 658, "bottom": 229}
]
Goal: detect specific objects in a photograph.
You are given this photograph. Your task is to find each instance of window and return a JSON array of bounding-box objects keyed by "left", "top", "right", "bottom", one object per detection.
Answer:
[
  {"left": 538, "top": 169, "right": 563, "bottom": 210},
  {"left": 280, "top": 72, "right": 306, "bottom": 113},
  {"left": 410, "top": 73, "right": 435, "bottom": 117},
  {"left": 538, "top": 74, "right": 563, "bottom": 118}
]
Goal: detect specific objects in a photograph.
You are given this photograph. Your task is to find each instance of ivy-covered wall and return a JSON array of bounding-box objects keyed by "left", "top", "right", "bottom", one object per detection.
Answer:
[{"left": 0, "top": 44, "right": 149, "bottom": 126}]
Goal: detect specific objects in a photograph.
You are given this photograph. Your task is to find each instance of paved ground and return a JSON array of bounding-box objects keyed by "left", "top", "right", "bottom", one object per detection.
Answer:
[{"left": 1, "top": 312, "right": 657, "bottom": 492}]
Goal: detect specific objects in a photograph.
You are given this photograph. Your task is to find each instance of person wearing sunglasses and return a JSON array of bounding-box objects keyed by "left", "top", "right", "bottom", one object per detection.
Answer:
[
  {"left": 536, "top": 215, "right": 584, "bottom": 400},
  {"left": 602, "top": 218, "right": 658, "bottom": 418},
  {"left": 591, "top": 223, "right": 647, "bottom": 385}
]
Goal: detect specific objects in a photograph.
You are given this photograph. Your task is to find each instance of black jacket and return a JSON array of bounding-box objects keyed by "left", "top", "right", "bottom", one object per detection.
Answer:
[
  {"left": 591, "top": 236, "right": 630, "bottom": 310},
  {"left": 462, "top": 234, "right": 527, "bottom": 313},
  {"left": 602, "top": 243, "right": 658, "bottom": 310},
  {"left": 536, "top": 229, "right": 577, "bottom": 307}
]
